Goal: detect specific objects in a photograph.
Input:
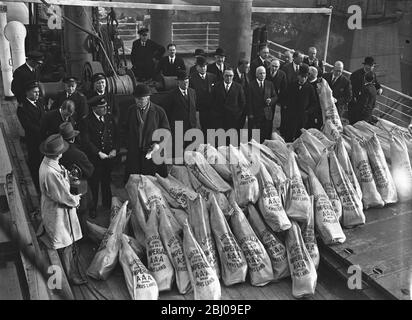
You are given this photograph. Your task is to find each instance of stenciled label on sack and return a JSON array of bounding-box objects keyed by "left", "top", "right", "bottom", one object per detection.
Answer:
[
  {"left": 370, "top": 164, "right": 389, "bottom": 188},
  {"left": 324, "top": 183, "right": 339, "bottom": 200},
  {"left": 262, "top": 182, "right": 284, "bottom": 212},
  {"left": 238, "top": 236, "right": 266, "bottom": 273},
  {"left": 130, "top": 258, "right": 157, "bottom": 289},
  {"left": 334, "top": 179, "right": 360, "bottom": 211},
  {"left": 288, "top": 242, "right": 311, "bottom": 278},
  {"left": 146, "top": 235, "right": 169, "bottom": 273},
  {"left": 168, "top": 187, "right": 190, "bottom": 208},
  {"left": 237, "top": 166, "right": 257, "bottom": 187},
  {"left": 200, "top": 236, "right": 219, "bottom": 270},
  {"left": 302, "top": 226, "right": 317, "bottom": 257},
  {"left": 186, "top": 249, "right": 217, "bottom": 287},
  {"left": 291, "top": 177, "right": 309, "bottom": 202},
  {"left": 260, "top": 230, "right": 287, "bottom": 264},
  {"left": 167, "top": 236, "right": 187, "bottom": 272},
  {"left": 220, "top": 233, "right": 246, "bottom": 270},
  {"left": 356, "top": 160, "right": 374, "bottom": 183},
  {"left": 315, "top": 195, "right": 339, "bottom": 224}
]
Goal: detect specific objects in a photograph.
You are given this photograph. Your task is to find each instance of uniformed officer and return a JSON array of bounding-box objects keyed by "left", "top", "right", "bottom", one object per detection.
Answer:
[
  {"left": 87, "top": 73, "right": 116, "bottom": 117},
  {"left": 80, "top": 96, "right": 118, "bottom": 218},
  {"left": 51, "top": 76, "right": 88, "bottom": 124}
]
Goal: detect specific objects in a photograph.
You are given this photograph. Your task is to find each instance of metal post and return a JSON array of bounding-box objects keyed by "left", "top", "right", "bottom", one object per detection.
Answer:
[
  {"left": 206, "top": 22, "right": 209, "bottom": 53},
  {"left": 323, "top": 6, "right": 333, "bottom": 64}
]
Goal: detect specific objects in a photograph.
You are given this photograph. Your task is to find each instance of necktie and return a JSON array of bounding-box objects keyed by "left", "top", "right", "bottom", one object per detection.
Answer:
[
  {"left": 100, "top": 116, "right": 104, "bottom": 124},
  {"left": 136, "top": 109, "right": 144, "bottom": 147},
  {"left": 142, "top": 42, "right": 146, "bottom": 47},
  {"left": 295, "top": 65, "right": 299, "bottom": 73},
  {"left": 170, "top": 58, "right": 174, "bottom": 64},
  {"left": 225, "top": 84, "right": 230, "bottom": 92}
]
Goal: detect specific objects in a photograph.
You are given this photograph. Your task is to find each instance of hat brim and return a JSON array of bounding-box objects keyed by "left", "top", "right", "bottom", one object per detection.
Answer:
[
  {"left": 39, "top": 140, "right": 69, "bottom": 156},
  {"left": 62, "top": 130, "right": 80, "bottom": 140}
]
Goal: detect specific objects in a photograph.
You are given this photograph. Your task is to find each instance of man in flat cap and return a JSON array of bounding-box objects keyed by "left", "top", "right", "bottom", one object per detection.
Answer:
[
  {"left": 207, "top": 48, "right": 230, "bottom": 82},
  {"left": 16, "top": 80, "right": 46, "bottom": 191},
  {"left": 123, "top": 84, "right": 170, "bottom": 180},
  {"left": 283, "top": 63, "right": 318, "bottom": 142},
  {"left": 189, "top": 56, "right": 217, "bottom": 134},
  {"left": 130, "top": 27, "right": 165, "bottom": 81},
  {"left": 80, "top": 96, "right": 118, "bottom": 218},
  {"left": 349, "top": 56, "right": 383, "bottom": 116},
  {"left": 164, "top": 70, "right": 198, "bottom": 156},
  {"left": 12, "top": 51, "right": 44, "bottom": 104},
  {"left": 51, "top": 76, "right": 88, "bottom": 125},
  {"left": 40, "top": 99, "right": 76, "bottom": 141}
]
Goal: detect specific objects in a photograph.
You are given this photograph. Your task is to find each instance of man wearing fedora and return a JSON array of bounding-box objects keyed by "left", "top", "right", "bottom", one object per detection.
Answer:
[
  {"left": 249, "top": 44, "right": 271, "bottom": 80},
  {"left": 189, "top": 48, "right": 207, "bottom": 75},
  {"left": 130, "top": 27, "right": 165, "bottom": 81},
  {"left": 157, "top": 43, "right": 186, "bottom": 77},
  {"left": 16, "top": 80, "right": 47, "bottom": 191},
  {"left": 40, "top": 99, "right": 76, "bottom": 141},
  {"left": 207, "top": 48, "right": 230, "bottom": 82},
  {"left": 80, "top": 97, "right": 118, "bottom": 218},
  {"left": 283, "top": 63, "right": 318, "bottom": 142},
  {"left": 123, "top": 84, "right": 170, "bottom": 180},
  {"left": 51, "top": 76, "right": 88, "bottom": 124},
  {"left": 349, "top": 71, "right": 378, "bottom": 124},
  {"left": 164, "top": 70, "right": 198, "bottom": 155},
  {"left": 189, "top": 56, "right": 217, "bottom": 134},
  {"left": 38, "top": 134, "right": 85, "bottom": 284},
  {"left": 12, "top": 51, "right": 44, "bottom": 104}
]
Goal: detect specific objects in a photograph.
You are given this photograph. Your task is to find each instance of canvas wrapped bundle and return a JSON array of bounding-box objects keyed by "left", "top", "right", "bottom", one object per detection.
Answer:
[
  {"left": 300, "top": 196, "right": 320, "bottom": 270},
  {"left": 119, "top": 235, "right": 159, "bottom": 300},
  {"left": 209, "top": 195, "right": 247, "bottom": 286},
  {"left": 228, "top": 145, "right": 260, "bottom": 207},
  {"left": 87, "top": 199, "right": 129, "bottom": 280},
  {"left": 247, "top": 204, "right": 290, "bottom": 281},
  {"left": 183, "top": 221, "right": 221, "bottom": 300},
  {"left": 317, "top": 79, "right": 343, "bottom": 132},
  {"left": 156, "top": 173, "right": 198, "bottom": 210},
  {"left": 390, "top": 134, "right": 412, "bottom": 202},
  {"left": 229, "top": 201, "right": 274, "bottom": 286},
  {"left": 197, "top": 143, "right": 232, "bottom": 181}
]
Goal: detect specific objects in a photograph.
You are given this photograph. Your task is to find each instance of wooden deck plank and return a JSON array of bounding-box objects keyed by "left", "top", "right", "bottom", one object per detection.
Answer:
[
  {"left": 0, "top": 261, "right": 23, "bottom": 300},
  {"left": 374, "top": 269, "right": 411, "bottom": 300}
]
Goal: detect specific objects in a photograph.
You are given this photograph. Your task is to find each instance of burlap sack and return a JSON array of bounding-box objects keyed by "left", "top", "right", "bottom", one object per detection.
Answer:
[
  {"left": 317, "top": 78, "right": 343, "bottom": 132},
  {"left": 169, "top": 165, "right": 192, "bottom": 187},
  {"left": 300, "top": 129, "right": 326, "bottom": 164},
  {"left": 228, "top": 145, "right": 260, "bottom": 207},
  {"left": 284, "top": 151, "right": 312, "bottom": 224},
  {"left": 183, "top": 221, "right": 221, "bottom": 300},
  {"left": 390, "top": 134, "right": 412, "bottom": 201},
  {"left": 158, "top": 206, "right": 191, "bottom": 294},
  {"left": 187, "top": 195, "right": 220, "bottom": 278},
  {"left": 145, "top": 207, "right": 174, "bottom": 292},
  {"left": 247, "top": 204, "right": 290, "bottom": 281},
  {"left": 293, "top": 138, "right": 316, "bottom": 170},
  {"left": 315, "top": 150, "right": 343, "bottom": 221},
  {"left": 300, "top": 196, "right": 320, "bottom": 270},
  {"left": 198, "top": 143, "right": 232, "bottom": 182},
  {"left": 209, "top": 194, "right": 247, "bottom": 286},
  {"left": 285, "top": 220, "right": 317, "bottom": 298},
  {"left": 229, "top": 201, "right": 274, "bottom": 286},
  {"left": 308, "top": 168, "right": 346, "bottom": 245},
  {"left": 307, "top": 128, "right": 335, "bottom": 149},
  {"left": 365, "top": 134, "right": 398, "bottom": 204},
  {"left": 119, "top": 235, "right": 159, "bottom": 300},
  {"left": 335, "top": 138, "right": 363, "bottom": 201},
  {"left": 323, "top": 119, "right": 341, "bottom": 142},
  {"left": 156, "top": 173, "right": 198, "bottom": 210},
  {"left": 350, "top": 138, "right": 384, "bottom": 209},
  {"left": 87, "top": 200, "right": 129, "bottom": 280},
  {"left": 256, "top": 164, "right": 291, "bottom": 232},
  {"left": 329, "top": 151, "right": 365, "bottom": 228}
]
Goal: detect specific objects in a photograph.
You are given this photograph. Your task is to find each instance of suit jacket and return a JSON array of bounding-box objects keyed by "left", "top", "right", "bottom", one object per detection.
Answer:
[
  {"left": 282, "top": 62, "right": 300, "bottom": 87},
  {"left": 286, "top": 81, "right": 318, "bottom": 126},
  {"left": 212, "top": 81, "right": 246, "bottom": 129},
  {"left": 60, "top": 143, "right": 94, "bottom": 179},
  {"left": 51, "top": 90, "right": 89, "bottom": 124},
  {"left": 303, "top": 56, "right": 324, "bottom": 73},
  {"left": 12, "top": 64, "right": 39, "bottom": 103},
  {"left": 323, "top": 72, "right": 352, "bottom": 106},
  {"left": 130, "top": 38, "right": 165, "bottom": 68},
  {"left": 247, "top": 79, "right": 277, "bottom": 118},
  {"left": 249, "top": 57, "right": 270, "bottom": 80},
  {"left": 233, "top": 69, "right": 251, "bottom": 97},
  {"left": 40, "top": 109, "right": 75, "bottom": 141},
  {"left": 80, "top": 112, "right": 119, "bottom": 163},
  {"left": 350, "top": 68, "right": 381, "bottom": 101},
  {"left": 164, "top": 87, "right": 197, "bottom": 134},
  {"left": 17, "top": 98, "right": 46, "bottom": 147},
  {"left": 124, "top": 103, "right": 170, "bottom": 176},
  {"left": 207, "top": 62, "right": 230, "bottom": 82},
  {"left": 266, "top": 69, "right": 287, "bottom": 104},
  {"left": 357, "top": 83, "right": 377, "bottom": 114},
  {"left": 189, "top": 72, "right": 217, "bottom": 112},
  {"left": 157, "top": 56, "right": 186, "bottom": 77}
]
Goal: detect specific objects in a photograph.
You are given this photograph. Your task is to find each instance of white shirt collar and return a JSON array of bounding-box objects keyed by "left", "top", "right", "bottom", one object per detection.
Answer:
[
  {"left": 179, "top": 87, "right": 187, "bottom": 96},
  {"left": 259, "top": 56, "right": 265, "bottom": 64},
  {"left": 169, "top": 56, "right": 175, "bottom": 63},
  {"left": 198, "top": 73, "right": 206, "bottom": 79},
  {"left": 293, "top": 62, "right": 299, "bottom": 70},
  {"left": 93, "top": 111, "right": 104, "bottom": 122},
  {"left": 26, "top": 62, "right": 34, "bottom": 72},
  {"left": 224, "top": 82, "right": 232, "bottom": 90},
  {"left": 26, "top": 97, "right": 37, "bottom": 106},
  {"left": 257, "top": 79, "right": 264, "bottom": 86},
  {"left": 236, "top": 68, "right": 242, "bottom": 78}
]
